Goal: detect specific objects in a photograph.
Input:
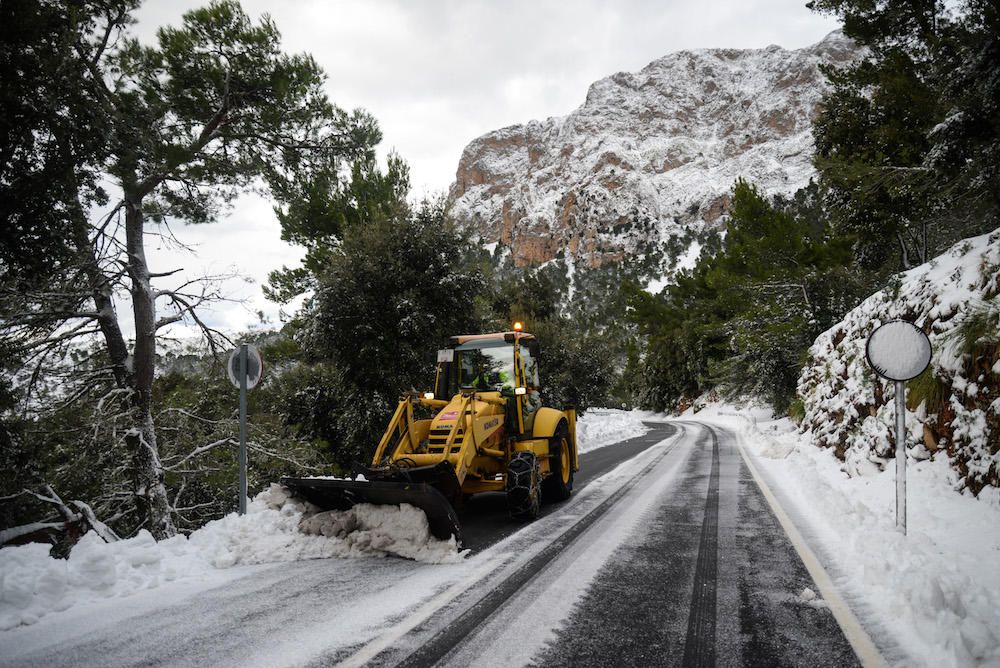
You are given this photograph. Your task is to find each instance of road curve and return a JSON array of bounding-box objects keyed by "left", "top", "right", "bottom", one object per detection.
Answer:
[{"left": 1, "top": 422, "right": 876, "bottom": 668}]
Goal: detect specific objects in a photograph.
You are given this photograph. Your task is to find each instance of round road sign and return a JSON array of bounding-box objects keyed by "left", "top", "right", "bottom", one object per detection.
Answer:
[
  {"left": 865, "top": 320, "right": 932, "bottom": 381},
  {"left": 228, "top": 344, "right": 264, "bottom": 390}
]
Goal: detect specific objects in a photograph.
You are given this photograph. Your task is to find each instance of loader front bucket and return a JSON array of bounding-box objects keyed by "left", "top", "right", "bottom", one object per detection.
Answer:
[{"left": 281, "top": 476, "right": 463, "bottom": 545}]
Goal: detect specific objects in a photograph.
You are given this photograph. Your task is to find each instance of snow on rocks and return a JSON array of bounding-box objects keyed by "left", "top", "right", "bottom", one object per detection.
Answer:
[
  {"left": 576, "top": 408, "right": 653, "bottom": 453},
  {"left": 0, "top": 484, "right": 462, "bottom": 630},
  {"left": 700, "top": 404, "right": 1000, "bottom": 667},
  {"left": 798, "top": 229, "right": 1000, "bottom": 493},
  {"left": 450, "top": 32, "right": 859, "bottom": 273}
]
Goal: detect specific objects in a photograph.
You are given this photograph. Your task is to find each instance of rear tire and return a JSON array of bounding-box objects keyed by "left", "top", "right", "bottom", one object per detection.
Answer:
[
  {"left": 542, "top": 423, "right": 574, "bottom": 502},
  {"left": 506, "top": 451, "right": 541, "bottom": 521}
]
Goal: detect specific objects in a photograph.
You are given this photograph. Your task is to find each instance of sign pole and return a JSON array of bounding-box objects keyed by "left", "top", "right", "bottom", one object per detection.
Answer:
[
  {"left": 239, "top": 343, "right": 248, "bottom": 515},
  {"left": 865, "top": 319, "right": 930, "bottom": 538},
  {"left": 895, "top": 380, "right": 906, "bottom": 535}
]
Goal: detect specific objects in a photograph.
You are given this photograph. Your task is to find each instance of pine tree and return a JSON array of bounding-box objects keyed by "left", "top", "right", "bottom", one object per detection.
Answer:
[
  {"left": 1, "top": 0, "right": 380, "bottom": 538},
  {"left": 300, "top": 198, "right": 486, "bottom": 465},
  {"left": 631, "top": 181, "right": 863, "bottom": 411},
  {"left": 809, "top": 0, "right": 1000, "bottom": 271}
]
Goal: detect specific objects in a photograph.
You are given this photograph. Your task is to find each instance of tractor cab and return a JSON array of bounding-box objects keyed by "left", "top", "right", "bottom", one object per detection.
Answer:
[{"left": 434, "top": 330, "right": 541, "bottom": 433}]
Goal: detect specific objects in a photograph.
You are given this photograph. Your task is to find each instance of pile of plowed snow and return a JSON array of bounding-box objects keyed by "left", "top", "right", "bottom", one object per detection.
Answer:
[{"left": 0, "top": 484, "right": 462, "bottom": 630}]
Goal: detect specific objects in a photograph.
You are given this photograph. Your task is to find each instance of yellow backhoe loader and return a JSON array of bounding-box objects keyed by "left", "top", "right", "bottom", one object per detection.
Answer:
[{"left": 282, "top": 327, "right": 578, "bottom": 546}]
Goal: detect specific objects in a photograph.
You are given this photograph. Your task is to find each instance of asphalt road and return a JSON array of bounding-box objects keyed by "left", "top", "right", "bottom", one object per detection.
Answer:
[
  {"left": 0, "top": 422, "right": 678, "bottom": 668},
  {"left": 459, "top": 422, "right": 678, "bottom": 551},
  {"left": 386, "top": 422, "right": 862, "bottom": 668},
  {"left": 528, "top": 422, "right": 859, "bottom": 667}
]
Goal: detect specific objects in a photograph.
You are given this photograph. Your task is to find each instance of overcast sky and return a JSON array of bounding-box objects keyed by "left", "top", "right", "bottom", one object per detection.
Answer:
[{"left": 130, "top": 0, "right": 841, "bottom": 338}]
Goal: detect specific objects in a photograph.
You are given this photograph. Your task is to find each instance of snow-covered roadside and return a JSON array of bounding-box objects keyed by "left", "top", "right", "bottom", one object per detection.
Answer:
[
  {"left": 689, "top": 402, "right": 1000, "bottom": 668},
  {"left": 576, "top": 408, "right": 653, "bottom": 453},
  {"left": 0, "top": 409, "right": 652, "bottom": 635},
  {"left": 0, "top": 485, "right": 461, "bottom": 631},
  {"left": 1, "top": 421, "right": 681, "bottom": 667},
  {"left": 798, "top": 229, "right": 999, "bottom": 492}
]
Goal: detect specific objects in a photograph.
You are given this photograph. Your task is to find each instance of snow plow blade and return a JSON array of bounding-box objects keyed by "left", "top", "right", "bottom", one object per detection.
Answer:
[{"left": 280, "top": 477, "right": 463, "bottom": 546}]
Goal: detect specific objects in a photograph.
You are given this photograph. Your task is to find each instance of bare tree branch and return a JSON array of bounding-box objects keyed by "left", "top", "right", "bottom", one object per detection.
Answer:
[{"left": 162, "top": 437, "right": 235, "bottom": 472}]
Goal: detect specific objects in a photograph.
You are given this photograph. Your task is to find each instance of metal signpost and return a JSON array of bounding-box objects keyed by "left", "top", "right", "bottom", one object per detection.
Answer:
[
  {"left": 865, "top": 321, "right": 932, "bottom": 535},
  {"left": 227, "top": 343, "right": 263, "bottom": 515}
]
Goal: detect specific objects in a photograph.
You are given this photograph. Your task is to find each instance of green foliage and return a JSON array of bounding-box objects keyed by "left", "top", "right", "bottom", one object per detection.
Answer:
[
  {"left": 953, "top": 298, "right": 1000, "bottom": 352},
  {"left": 809, "top": 0, "right": 1000, "bottom": 271},
  {"left": 0, "top": 0, "right": 122, "bottom": 286},
  {"left": 107, "top": 0, "right": 380, "bottom": 225},
  {"left": 631, "top": 181, "right": 866, "bottom": 412},
  {"left": 906, "top": 367, "right": 947, "bottom": 411},
  {"left": 487, "top": 261, "right": 568, "bottom": 328},
  {"left": 1, "top": 0, "right": 388, "bottom": 538},
  {"left": 528, "top": 319, "right": 617, "bottom": 413},
  {"left": 787, "top": 398, "right": 806, "bottom": 424},
  {"left": 482, "top": 254, "right": 644, "bottom": 411},
  {"left": 151, "top": 340, "right": 331, "bottom": 531},
  {"left": 266, "top": 153, "right": 411, "bottom": 303},
  {"left": 300, "top": 198, "right": 486, "bottom": 463}
]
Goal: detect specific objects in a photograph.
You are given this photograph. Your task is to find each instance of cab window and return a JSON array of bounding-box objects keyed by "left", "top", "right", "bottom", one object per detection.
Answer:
[
  {"left": 453, "top": 340, "right": 515, "bottom": 392},
  {"left": 519, "top": 342, "right": 540, "bottom": 389}
]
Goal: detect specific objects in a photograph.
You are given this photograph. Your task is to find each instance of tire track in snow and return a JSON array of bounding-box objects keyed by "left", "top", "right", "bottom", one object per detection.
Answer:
[
  {"left": 681, "top": 424, "right": 720, "bottom": 667},
  {"left": 523, "top": 422, "right": 863, "bottom": 668}
]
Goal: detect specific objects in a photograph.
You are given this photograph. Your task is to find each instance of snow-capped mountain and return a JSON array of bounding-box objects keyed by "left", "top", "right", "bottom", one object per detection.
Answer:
[{"left": 449, "top": 31, "right": 858, "bottom": 271}]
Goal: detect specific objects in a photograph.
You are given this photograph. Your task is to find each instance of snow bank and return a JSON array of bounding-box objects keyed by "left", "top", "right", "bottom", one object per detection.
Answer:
[
  {"left": 576, "top": 408, "right": 652, "bottom": 453},
  {"left": 798, "top": 229, "right": 1000, "bottom": 493},
  {"left": 0, "top": 485, "right": 462, "bottom": 631},
  {"left": 701, "top": 405, "right": 1000, "bottom": 667}
]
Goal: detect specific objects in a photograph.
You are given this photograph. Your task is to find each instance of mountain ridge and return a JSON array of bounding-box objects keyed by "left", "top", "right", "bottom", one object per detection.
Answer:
[{"left": 449, "top": 31, "right": 859, "bottom": 273}]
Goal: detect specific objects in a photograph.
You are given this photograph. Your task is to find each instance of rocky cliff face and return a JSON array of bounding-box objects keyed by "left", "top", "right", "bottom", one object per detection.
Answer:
[{"left": 449, "top": 32, "right": 858, "bottom": 271}]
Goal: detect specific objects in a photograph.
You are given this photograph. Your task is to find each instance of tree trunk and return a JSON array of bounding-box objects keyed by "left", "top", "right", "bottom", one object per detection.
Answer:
[
  {"left": 71, "top": 199, "right": 132, "bottom": 390},
  {"left": 124, "top": 196, "right": 175, "bottom": 539}
]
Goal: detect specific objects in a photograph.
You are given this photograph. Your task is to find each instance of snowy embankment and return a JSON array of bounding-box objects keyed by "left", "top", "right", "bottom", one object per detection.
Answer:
[
  {"left": 691, "top": 402, "right": 1000, "bottom": 668},
  {"left": 798, "top": 229, "right": 999, "bottom": 493},
  {"left": 0, "top": 409, "right": 653, "bottom": 633},
  {"left": 0, "top": 409, "right": 649, "bottom": 630},
  {"left": 576, "top": 408, "right": 652, "bottom": 453},
  {"left": 0, "top": 485, "right": 461, "bottom": 631}
]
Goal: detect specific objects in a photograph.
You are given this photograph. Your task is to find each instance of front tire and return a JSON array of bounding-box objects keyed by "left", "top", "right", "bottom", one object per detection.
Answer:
[{"left": 506, "top": 451, "right": 541, "bottom": 521}]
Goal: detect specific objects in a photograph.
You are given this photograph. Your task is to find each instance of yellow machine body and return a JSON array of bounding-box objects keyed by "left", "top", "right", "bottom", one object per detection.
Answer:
[
  {"left": 283, "top": 330, "right": 579, "bottom": 545},
  {"left": 369, "top": 331, "right": 578, "bottom": 494}
]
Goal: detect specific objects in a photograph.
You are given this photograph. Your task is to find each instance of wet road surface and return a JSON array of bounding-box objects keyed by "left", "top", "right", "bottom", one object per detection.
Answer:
[
  {"left": 392, "top": 422, "right": 862, "bottom": 668},
  {"left": 529, "top": 422, "right": 859, "bottom": 667},
  {"left": 459, "top": 422, "right": 678, "bottom": 551}
]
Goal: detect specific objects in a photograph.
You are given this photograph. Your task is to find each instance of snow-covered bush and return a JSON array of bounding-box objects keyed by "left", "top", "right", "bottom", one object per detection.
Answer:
[{"left": 798, "top": 229, "right": 1000, "bottom": 493}]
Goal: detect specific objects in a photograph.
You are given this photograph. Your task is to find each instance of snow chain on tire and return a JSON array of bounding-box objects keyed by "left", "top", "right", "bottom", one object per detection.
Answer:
[{"left": 506, "top": 451, "right": 541, "bottom": 521}]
